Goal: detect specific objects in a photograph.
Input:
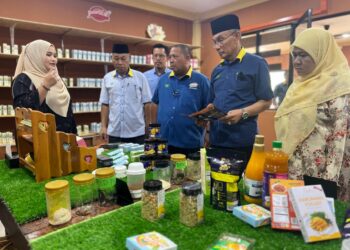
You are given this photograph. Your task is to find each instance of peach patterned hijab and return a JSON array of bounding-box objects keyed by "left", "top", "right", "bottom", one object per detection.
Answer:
[{"left": 13, "top": 39, "right": 70, "bottom": 117}]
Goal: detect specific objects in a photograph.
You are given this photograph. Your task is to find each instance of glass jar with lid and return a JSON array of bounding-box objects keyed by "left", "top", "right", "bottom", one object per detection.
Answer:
[
  {"left": 45, "top": 180, "right": 72, "bottom": 225},
  {"left": 180, "top": 181, "right": 204, "bottom": 227},
  {"left": 142, "top": 180, "right": 164, "bottom": 221},
  {"left": 73, "top": 173, "right": 95, "bottom": 216},
  {"left": 153, "top": 160, "right": 171, "bottom": 190},
  {"left": 186, "top": 152, "right": 201, "bottom": 181},
  {"left": 95, "top": 167, "right": 116, "bottom": 207},
  {"left": 171, "top": 154, "right": 187, "bottom": 185}
]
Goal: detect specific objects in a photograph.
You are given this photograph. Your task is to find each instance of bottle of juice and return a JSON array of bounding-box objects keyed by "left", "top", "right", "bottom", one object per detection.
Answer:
[
  {"left": 244, "top": 135, "right": 265, "bottom": 204},
  {"left": 262, "top": 141, "right": 288, "bottom": 209}
]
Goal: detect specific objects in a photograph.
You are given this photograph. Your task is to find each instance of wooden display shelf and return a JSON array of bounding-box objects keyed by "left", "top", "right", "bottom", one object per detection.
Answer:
[
  {"left": 73, "top": 111, "right": 100, "bottom": 114},
  {"left": 0, "top": 115, "right": 15, "bottom": 118},
  {"left": 0, "top": 17, "right": 201, "bottom": 49}
]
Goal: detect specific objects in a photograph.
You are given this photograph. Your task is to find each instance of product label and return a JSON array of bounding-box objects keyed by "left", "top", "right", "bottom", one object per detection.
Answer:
[
  {"left": 157, "top": 189, "right": 165, "bottom": 217},
  {"left": 175, "top": 161, "right": 187, "bottom": 170},
  {"left": 197, "top": 193, "right": 204, "bottom": 222},
  {"left": 262, "top": 172, "right": 288, "bottom": 208},
  {"left": 244, "top": 177, "right": 263, "bottom": 198}
]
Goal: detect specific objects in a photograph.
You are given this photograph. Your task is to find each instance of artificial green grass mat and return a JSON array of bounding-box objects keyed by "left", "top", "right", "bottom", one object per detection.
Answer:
[
  {"left": 30, "top": 189, "right": 345, "bottom": 250},
  {"left": 0, "top": 160, "right": 152, "bottom": 224},
  {"left": 0, "top": 160, "right": 84, "bottom": 224}
]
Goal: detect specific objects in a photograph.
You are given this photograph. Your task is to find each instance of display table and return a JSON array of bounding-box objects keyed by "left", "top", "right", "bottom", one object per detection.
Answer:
[{"left": 0, "top": 160, "right": 346, "bottom": 249}]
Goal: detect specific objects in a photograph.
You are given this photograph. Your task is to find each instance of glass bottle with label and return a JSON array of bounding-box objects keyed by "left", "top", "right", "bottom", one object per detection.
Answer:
[
  {"left": 262, "top": 141, "right": 288, "bottom": 208},
  {"left": 244, "top": 135, "right": 265, "bottom": 204},
  {"left": 171, "top": 154, "right": 187, "bottom": 184}
]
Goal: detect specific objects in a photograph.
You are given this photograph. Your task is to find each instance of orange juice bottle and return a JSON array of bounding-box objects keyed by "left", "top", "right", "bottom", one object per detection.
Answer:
[
  {"left": 262, "top": 141, "right": 288, "bottom": 208},
  {"left": 244, "top": 135, "right": 265, "bottom": 204}
]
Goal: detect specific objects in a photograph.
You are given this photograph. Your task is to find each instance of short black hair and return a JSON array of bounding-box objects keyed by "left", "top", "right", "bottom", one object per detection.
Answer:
[
  {"left": 171, "top": 44, "right": 192, "bottom": 58},
  {"left": 152, "top": 43, "right": 169, "bottom": 55}
]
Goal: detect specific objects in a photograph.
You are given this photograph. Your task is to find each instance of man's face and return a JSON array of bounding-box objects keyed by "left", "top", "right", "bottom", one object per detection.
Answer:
[
  {"left": 152, "top": 48, "right": 167, "bottom": 70},
  {"left": 169, "top": 47, "right": 188, "bottom": 75},
  {"left": 212, "top": 30, "right": 240, "bottom": 60},
  {"left": 112, "top": 53, "right": 130, "bottom": 74}
]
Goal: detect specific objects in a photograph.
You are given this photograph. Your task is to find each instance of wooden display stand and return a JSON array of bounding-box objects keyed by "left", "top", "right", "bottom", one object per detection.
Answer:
[{"left": 15, "top": 108, "right": 96, "bottom": 182}]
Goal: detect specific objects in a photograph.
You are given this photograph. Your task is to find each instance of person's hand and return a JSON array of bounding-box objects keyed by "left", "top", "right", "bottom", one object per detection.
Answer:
[
  {"left": 100, "top": 127, "right": 108, "bottom": 141},
  {"left": 43, "top": 67, "right": 59, "bottom": 88},
  {"left": 220, "top": 109, "right": 243, "bottom": 125},
  {"left": 189, "top": 103, "right": 214, "bottom": 127}
]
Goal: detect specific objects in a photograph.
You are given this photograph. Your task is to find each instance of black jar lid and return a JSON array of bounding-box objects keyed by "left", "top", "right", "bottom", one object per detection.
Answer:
[
  {"left": 154, "top": 160, "right": 169, "bottom": 168},
  {"left": 154, "top": 154, "right": 170, "bottom": 160},
  {"left": 188, "top": 152, "right": 200, "bottom": 161},
  {"left": 143, "top": 180, "right": 163, "bottom": 191},
  {"left": 140, "top": 154, "right": 156, "bottom": 161},
  {"left": 181, "top": 181, "right": 202, "bottom": 196},
  {"left": 149, "top": 123, "right": 161, "bottom": 128}
]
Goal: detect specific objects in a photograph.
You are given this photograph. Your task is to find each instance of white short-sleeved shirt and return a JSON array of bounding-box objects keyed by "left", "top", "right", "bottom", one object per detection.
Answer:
[{"left": 99, "top": 69, "right": 152, "bottom": 138}]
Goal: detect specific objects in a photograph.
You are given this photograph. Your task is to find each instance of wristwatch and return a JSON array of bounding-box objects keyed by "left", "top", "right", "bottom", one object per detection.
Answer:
[{"left": 241, "top": 108, "right": 249, "bottom": 120}]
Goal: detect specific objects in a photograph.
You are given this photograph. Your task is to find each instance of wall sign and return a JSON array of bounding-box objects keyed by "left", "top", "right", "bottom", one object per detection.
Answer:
[{"left": 87, "top": 6, "right": 112, "bottom": 23}]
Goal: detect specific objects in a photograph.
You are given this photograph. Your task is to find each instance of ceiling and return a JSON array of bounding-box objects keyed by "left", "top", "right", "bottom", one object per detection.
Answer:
[{"left": 104, "top": 0, "right": 269, "bottom": 20}]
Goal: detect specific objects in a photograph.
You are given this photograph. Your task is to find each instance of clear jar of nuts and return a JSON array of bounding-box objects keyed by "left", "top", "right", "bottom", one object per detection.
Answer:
[
  {"left": 142, "top": 180, "right": 164, "bottom": 221},
  {"left": 180, "top": 181, "right": 204, "bottom": 227}
]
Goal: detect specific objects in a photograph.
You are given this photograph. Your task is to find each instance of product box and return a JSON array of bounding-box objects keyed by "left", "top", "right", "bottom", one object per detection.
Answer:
[
  {"left": 126, "top": 231, "right": 177, "bottom": 250},
  {"left": 209, "top": 233, "right": 255, "bottom": 250},
  {"left": 289, "top": 185, "right": 341, "bottom": 243},
  {"left": 232, "top": 204, "right": 271, "bottom": 228},
  {"left": 270, "top": 179, "right": 304, "bottom": 230}
]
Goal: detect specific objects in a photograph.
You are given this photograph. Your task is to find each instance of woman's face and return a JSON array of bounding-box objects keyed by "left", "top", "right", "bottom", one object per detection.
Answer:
[
  {"left": 292, "top": 47, "right": 316, "bottom": 77},
  {"left": 44, "top": 46, "right": 58, "bottom": 71}
]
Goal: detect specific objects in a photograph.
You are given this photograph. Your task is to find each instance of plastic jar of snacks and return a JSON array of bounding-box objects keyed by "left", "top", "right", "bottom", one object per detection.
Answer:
[
  {"left": 142, "top": 180, "right": 165, "bottom": 221},
  {"left": 148, "top": 123, "right": 161, "bottom": 138},
  {"left": 45, "top": 180, "right": 72, "bottom": 225},
  {"left": 153, "top": 160, "right": 171, "bottom": 190},
  {"left": 180, "top": 181, "right": 204, "bottom": 227},
  {"left": 95, "top": 167, "right": 116, "bottom": 207},
  {"left": 186, "top": 152, "right": 201, "bottom": 181},
  {"left": 127, "top": 162, "right": 146, "bottom": 199},
  {"left": 171, "top": 154, "right": 187, "bottom": 185},
  {"left": 73, "top": 173, "right": 95, "bottom": 216}
]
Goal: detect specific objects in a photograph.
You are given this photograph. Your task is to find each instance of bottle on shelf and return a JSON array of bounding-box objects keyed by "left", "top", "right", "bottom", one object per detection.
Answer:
[
  {"left": 262, "top": 140, "right": 289, "bottom": 209},
  {"left": 244, "top": 135, "right": 265, "bottom": 204}
]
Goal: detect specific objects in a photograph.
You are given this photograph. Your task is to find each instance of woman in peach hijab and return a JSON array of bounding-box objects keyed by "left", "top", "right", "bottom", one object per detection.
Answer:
[
  {"left": 275, "top": 28, "right": 350, "bottom": 201},
  {"left": 12, "top": 39, "right": 76, "bottom": 133}
]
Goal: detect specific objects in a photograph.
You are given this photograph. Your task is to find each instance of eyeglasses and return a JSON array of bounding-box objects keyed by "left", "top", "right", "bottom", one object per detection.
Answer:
[{"left": 212, "top": 31, "right": 236, "bottom": 47}]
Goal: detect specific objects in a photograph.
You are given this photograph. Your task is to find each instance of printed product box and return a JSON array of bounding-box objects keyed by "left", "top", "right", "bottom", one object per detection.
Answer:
[
  {"left": 126, "top": 231, "right": 177, "bottom": 250},
  {"left": 270, "top": 178, "right": 304, "bottom": 230},
  {"left": 232, "top": 204, "right": 271, "bottom": 228},
  {"left": 289, "top": 185, "right": 341, "bottom": 243}
]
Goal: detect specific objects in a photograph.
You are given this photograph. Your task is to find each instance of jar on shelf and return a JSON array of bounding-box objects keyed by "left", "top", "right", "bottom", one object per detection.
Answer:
[
  {"left": 73, "top": 173, "right": 95, "bottom": 216},
  {"left": 126, "top": 162, "right": 146, "bottom": 199},
  {"left": 142, "top": 180, "right": 164, "bottom": 221},
  {"left": 153, "top": 160, "right": 171, "bottom": 190},
  {"left": 45, "top": 180, "right": 72, "bottom": 226},
  {"left": 180, "top": 181, "right": 204, "bottom": 227},
  {"left": 186, "top": 152, "right": 201, "bottom": 181},
  {"left": 148, "top": 123, "right": 161, "bottom": 139},
  {"left": 171, "top": 154, "right": 187, "bottom": 185},
  {"left": 95, "top": 167, "right": 116, "bottom": 207}
]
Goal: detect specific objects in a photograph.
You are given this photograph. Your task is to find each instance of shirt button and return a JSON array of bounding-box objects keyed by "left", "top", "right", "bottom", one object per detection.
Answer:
[
  {"left": 171, "top": 116, "right": 174, "bottom": 119},
  {"left": 173, "top": 107, "right": 175, "bottom": 109}
]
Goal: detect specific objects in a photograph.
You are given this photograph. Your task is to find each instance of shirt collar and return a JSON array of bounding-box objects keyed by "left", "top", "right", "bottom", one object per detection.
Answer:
[
  {"left": 169, "top": 66, "right": 192, "bottom": 78},
  {"left": 113, "top": 68, "right": 133, "bottom": 77},
  {"left": 220, "top": 47, "right": 246, "bottom": 64},
  {"left": 153, "top": 67, "right": 170, "bottom": 76}
]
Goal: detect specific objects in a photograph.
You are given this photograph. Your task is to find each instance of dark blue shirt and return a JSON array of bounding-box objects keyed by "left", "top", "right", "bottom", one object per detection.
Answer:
[
  {"left": 152, "top": 67, "right": 210, "bottom": 148},
  {"left": 210, "top": 48, "right": 273, "bottom": 148}
]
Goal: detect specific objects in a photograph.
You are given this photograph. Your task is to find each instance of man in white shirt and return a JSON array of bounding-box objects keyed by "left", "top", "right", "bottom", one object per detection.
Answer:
[{"left": 99, "top": 44, "right": 152, "bottom": 144}]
